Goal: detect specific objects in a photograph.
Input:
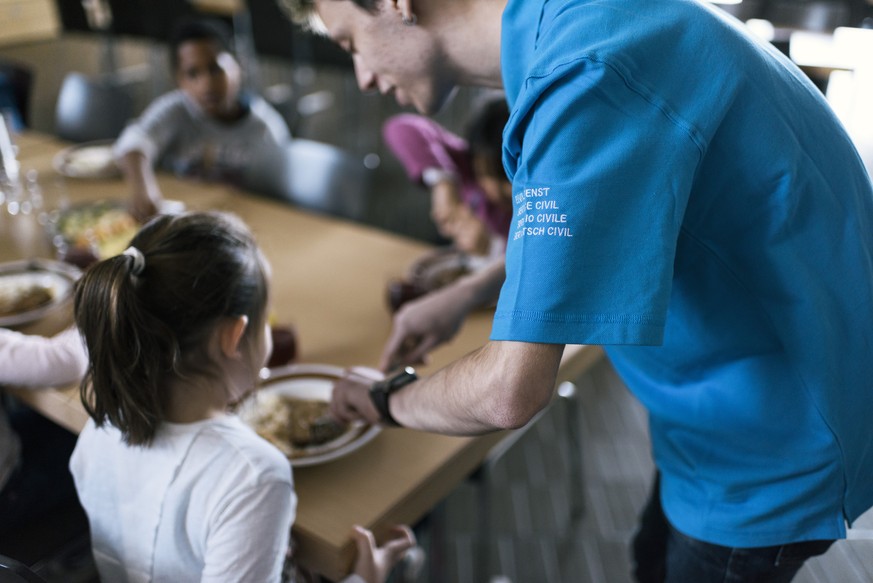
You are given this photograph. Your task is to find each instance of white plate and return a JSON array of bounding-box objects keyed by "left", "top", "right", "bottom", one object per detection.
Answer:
[
  {"left": 0, "top": 259, "right": 81, "bottom": 328},
  {"left": 238, "top": 363, "right": 382, "bottom": 467},
  {"left": 53, "top": 140, "right": 120, "bottom": 179}
]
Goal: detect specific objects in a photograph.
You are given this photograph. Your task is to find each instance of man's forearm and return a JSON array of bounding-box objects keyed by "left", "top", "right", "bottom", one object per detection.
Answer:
[{"left": 390, "top": 340, "right": 565, "bottom": 435}]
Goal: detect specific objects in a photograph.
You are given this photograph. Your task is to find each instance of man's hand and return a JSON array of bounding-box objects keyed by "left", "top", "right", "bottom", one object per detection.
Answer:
[
  {"left": 379, "top": 258, "right": 506, "bottom": 372},
  {"left": 330, "top": 367, "right": 383, "bottom": 424},
  {"left": 379, "top": 282, "right": 472, "bottom": 372}
]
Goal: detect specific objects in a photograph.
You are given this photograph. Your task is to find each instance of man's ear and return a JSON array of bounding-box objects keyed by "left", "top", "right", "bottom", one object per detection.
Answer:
[
  {"left": 219, "top": 315, "right": 249, "bottom": 359},
  {"left": 393, "top": 0, "right": 416, "bottom": 23}
]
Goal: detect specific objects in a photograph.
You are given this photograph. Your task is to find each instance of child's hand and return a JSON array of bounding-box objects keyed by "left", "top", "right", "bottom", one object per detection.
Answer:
[
  {"left": 131, "top": 194, "right": 160, "bottom": 223},
  {"left": 446, "top": 207, "right": 492, "bottom": 256},
  {"left": 350, "top": 524, "right": 417, "bottom": 583},
  {"left": 430, "top": 180, "right": 462, "bottom": 234}
]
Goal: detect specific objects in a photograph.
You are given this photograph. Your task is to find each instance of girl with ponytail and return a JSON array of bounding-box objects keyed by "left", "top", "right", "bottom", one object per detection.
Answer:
[{"left": 69, "top": 210, "right": 414, "bottom": 583}]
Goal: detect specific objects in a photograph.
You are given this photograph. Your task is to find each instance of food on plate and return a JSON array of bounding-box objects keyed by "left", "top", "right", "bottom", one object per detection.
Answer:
[
  {"left": 56, "top": 202, "right": 139, "bottom": 259},
  {"left": 245, "top": 393, "right": 349, "bottom": 458},
  {"left": 63, "top": 145, "right": 116, "bottom": 176},
  {"left": 0, "top": 274, "right": 55, "bottom": 317}
]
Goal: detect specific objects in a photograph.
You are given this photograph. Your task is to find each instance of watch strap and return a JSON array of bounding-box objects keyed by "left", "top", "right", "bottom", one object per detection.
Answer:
[{"left": 369, "top": 367, "right": 417, "bottom": 427}]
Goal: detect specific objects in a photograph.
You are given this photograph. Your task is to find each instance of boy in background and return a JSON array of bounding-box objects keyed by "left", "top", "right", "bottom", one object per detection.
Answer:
[{"left": 114, "top": 18, "right": 290, "bottom": 220}]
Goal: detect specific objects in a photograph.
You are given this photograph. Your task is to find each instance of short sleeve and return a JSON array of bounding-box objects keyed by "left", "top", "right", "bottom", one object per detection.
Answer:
[
  {"left": 250, "top": 96, "right": 292, "bottom": 144},
  {"left": 113, "top": 91, "right": 187, "bottom": 162},
  {"left": 493, "top": 58, "right": 701, "bottom": 345},
  {"left": 201, "top": 480, "right": 296, "bottom": 583}
]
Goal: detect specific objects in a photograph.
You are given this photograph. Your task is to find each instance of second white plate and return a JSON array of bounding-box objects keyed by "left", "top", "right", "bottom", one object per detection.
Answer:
[
  {"left": 0, "top": 259, "right": 81, "bottom": 328},
  {"left": 53, "top": 140, "right": 120, "bottom": 179}
]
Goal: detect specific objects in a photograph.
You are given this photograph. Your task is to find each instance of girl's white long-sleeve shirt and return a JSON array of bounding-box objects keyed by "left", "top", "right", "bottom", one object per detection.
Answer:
[{"left": 0, "top": 325, "right": 88, "bottom": 489}]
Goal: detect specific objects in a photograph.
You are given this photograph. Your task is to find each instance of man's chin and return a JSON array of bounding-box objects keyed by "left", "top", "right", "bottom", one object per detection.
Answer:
[{"left": 415, "top": 86, "right": 460, "bottom": 116}]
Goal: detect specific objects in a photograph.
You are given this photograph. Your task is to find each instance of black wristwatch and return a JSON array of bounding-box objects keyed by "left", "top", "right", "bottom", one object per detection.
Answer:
[{"left": 369, "top": 366, "right": 417, "bottom": 427}]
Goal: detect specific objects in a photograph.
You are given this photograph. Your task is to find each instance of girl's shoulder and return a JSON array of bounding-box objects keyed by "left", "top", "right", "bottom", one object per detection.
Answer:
[{"left": 189, "top": 416, "right": 293, "bottom": 484}]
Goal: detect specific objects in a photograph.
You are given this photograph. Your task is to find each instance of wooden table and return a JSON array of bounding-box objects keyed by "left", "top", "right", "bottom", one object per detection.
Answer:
[{"left": 2, "top": 133, "right": 602, "bottom": 580}]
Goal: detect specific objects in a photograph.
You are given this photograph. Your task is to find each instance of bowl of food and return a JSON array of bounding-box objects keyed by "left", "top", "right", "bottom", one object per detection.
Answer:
[
  {"left": 237, "top": 363, "right": 382, "bottom": 467},
  {"left": 51, "top": 200, "right": 140, "bottom": 267}
]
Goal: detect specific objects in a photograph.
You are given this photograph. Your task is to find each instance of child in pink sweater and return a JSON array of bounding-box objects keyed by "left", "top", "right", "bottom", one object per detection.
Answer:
[{"left": 382, "top": 96, "right": 511, "bottom": 257}]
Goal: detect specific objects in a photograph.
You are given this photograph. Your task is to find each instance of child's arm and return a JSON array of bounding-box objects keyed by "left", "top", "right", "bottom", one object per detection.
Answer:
[
  {"left": 112, "top": 92, "right": 185, "bottom": 221},
  {"left": 426, "top": 172, "right": 464, "bottom": 237},
  {"left": 117, "top": 150, "right": 163, "bottom": 221},
  {"left": 0, "top": 326, "right": 88, "bottom": 387},
  {"left": 346, "top": 525, "right": 417, "bottom": 583}
]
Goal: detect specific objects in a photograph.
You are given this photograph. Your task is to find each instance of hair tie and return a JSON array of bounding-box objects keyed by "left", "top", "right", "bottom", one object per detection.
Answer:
[
  {"left": 122, "top": 246, "right": 146, "bottom": 276},
  {"left": 402, "top": 13, "right": 417, "bottom": 26}
]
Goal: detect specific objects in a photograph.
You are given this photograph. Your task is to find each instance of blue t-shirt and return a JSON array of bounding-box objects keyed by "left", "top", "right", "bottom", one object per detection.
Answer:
[{"left": 493, "top": 0, "right": 873, "bottom": 547}]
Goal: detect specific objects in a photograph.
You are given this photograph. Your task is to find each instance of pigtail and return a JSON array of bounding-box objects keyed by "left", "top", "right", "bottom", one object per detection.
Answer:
[{"left": 74, "top": 251, "right": 179, "bottom": 445}]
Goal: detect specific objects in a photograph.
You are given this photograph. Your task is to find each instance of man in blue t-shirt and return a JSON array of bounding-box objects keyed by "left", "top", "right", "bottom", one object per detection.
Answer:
[{"left": 280, "top": 0, "right": 873, "bottom": 580}]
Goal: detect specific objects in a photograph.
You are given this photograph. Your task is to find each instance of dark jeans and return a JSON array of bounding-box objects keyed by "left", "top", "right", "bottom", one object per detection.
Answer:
[
  {"left": 632, "top": 474, "right": 835, "bottom": 583},
  {"left": 0, "top": 400, "right": 80, "bottom": 541}
]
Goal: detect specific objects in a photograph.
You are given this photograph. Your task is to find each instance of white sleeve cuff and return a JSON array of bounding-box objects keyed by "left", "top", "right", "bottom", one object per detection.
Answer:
[{"left": 422, "top": 167, "right": 457, "bottom": 187}]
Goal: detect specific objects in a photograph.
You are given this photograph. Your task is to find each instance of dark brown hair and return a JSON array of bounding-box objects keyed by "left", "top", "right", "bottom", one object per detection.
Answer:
[
  {"left": 168, "top": 17, "right": 234, "bottom": 72},
  {"left": 74, "top": 211, "right": 269, "bottom": 446},
  {"left": 466, "top": 96, "right": 510, "bottom": 181}
]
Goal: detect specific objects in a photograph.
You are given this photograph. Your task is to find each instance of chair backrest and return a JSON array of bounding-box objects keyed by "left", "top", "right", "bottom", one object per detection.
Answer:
[
  {"left": 0, "top": 59, "right": 34, "bottom": 129},
  {"left": 105, "top": 0, "right": 198, "bottom": 42},
  {"left": 245, "top": 139, "right": 373, "bottom": 222},
  {"left": 0, "top": 555, "right": 48, "bottom": 583},
  {"left": 53, "top": 0, "right": 94, "bottom": 33},
  {"left": 54, "top": 72, "right": 133, "bottom": 143}
]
